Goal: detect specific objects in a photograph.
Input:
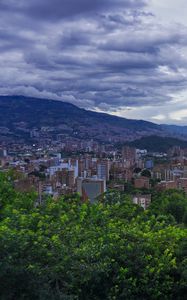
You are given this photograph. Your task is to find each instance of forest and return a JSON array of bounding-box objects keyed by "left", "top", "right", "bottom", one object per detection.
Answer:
[{"left": 0, "top": 172, "right": 187, "bottom": 300}]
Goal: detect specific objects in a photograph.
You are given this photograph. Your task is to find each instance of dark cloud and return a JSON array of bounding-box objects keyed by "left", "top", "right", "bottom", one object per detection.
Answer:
[
  {"left": 0, "top": 0, "right": 147, "bottom": 20},
  {"left": 0, "top": 0, "right": 187, "bottom": 122}
]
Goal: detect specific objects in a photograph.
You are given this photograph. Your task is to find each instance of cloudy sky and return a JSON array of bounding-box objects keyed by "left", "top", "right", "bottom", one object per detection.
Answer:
[{"left": 0, "top": 0, "right": 187, "bottom": 124}]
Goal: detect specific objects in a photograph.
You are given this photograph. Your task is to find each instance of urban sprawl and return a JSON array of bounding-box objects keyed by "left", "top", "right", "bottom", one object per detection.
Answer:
[{"left": 1, "top": 136, "right": 187, "bottom": 210}]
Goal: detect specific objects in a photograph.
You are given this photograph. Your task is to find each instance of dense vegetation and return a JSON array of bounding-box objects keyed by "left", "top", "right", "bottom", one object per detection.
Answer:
[
  {"left": 128, "top": 135, "right": 187, "bottom": 152},
  {"left": 0, "top": 173, "right": 187, "bottom": 299}
]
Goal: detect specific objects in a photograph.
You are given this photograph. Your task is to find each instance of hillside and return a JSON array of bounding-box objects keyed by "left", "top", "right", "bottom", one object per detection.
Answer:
[
  {"left": 162, "top": 124, "right": 187, "bottom": 137},
  {"left": 128, "top": 135, "right": 187, "bottom": 152},
  {"left": 0, "top": 95, "right": 163, "bottom": 143}
]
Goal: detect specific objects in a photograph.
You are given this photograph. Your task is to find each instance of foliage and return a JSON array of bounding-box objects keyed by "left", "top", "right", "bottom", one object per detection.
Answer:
[
  {"left": 149, "top": 189, "right": 187, "bottom": 224},
  {"left": 141, "top": 169, "right": 152, "bottom": 178},
  {"left": 0, "top": 173, "right": 187, "bottom": 299},
  {"left": 28, "top": 170, "right": 46, "bottom": 179}
]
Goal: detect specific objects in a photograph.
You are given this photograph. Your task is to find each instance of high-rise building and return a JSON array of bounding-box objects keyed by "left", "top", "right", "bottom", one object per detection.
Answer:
[
  {"left": 77, "top": 177, "right": 106, "bottom": 203},
  {"left": 122, "top": 146, "right": 136, "bottom": 164},
  {"left": 0, "top": 148, "right": 7, "bottom": 158},
  {"left": 67, "top": 170, "right": 75, "bottom": 187},
  {"left": 97, "top": 160, "right": 110, "bottom": 181}
]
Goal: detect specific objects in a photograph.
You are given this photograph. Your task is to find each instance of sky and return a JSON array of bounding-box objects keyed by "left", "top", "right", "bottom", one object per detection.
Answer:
[{"left": 0, "top": 0, "right": 187, "bottom": 125}]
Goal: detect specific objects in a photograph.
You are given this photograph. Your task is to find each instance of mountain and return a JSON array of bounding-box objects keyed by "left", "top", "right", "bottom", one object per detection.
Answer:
[
  {"left": 162, "top": 124, "right": 187, "bottom": 137},
  {"left": 0, "top": 95, "right": 164, "bottom": 143},
  {"left": 128, "top": 135, "right": 187, "bottom": 152},
  {"left": 0, "top": 95, "right": 187, "bottom": 145}
]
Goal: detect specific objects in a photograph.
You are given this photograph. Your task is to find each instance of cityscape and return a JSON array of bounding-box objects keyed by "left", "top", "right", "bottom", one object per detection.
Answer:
[
  {"left": 1, "top": 0, "right": 187, "bottom": 299},
  {"left": 1, "top": 131, "right": 187, "bottom": 209}
]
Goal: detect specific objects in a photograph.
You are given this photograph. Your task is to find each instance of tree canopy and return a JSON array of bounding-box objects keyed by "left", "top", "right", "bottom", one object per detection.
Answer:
[{"left": 0, "top": 172, "right": 187, "bottom": 299}]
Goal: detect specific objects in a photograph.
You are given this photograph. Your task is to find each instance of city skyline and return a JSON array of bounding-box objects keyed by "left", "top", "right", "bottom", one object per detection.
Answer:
[{"left": 0, "top": 0, "right": 187, "bottom": 124}]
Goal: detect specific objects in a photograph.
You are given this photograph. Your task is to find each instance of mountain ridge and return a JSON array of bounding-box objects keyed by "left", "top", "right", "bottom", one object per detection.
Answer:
[{"left": 0, "top": 95, "right": 186, "bottom": 143}]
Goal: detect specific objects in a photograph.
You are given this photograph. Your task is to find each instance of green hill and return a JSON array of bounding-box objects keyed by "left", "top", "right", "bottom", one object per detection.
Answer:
[{"left": 129, "top": 135, "right": 187, "bottom": 152}]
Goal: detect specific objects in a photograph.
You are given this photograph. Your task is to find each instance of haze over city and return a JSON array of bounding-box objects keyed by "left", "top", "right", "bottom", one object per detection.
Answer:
[{"left": 0, "top": 0, "right": 187, "bottom": 124}]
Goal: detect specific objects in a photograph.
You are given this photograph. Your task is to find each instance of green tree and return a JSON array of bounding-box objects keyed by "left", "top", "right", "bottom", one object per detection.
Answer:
[
  {"left": 0, "top": 173, "right": 187, "bottom": 299},
  {"left": 141, "top": 169, "right": 152, "bottom": 178}
]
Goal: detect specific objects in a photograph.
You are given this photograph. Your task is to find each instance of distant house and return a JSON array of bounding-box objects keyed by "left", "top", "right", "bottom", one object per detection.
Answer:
[
  {"left": 157, "top": 180, "right": 177, "bottom": 191},
  {"left": 132, "top": 194, "right": 151, "bottom": 210},
  {"left": 178, "top": 178, "right": 187, "bottom": 193},
  {"left": 134, "top": 176, "right": 150, "bottom": 189}
]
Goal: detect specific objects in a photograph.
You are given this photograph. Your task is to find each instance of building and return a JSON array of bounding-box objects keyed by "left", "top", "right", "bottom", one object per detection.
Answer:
[
  {"left": 157, "top": 180, "right": 177, "bottom": 191},
  {"left": 168, "top": 146, "right": 183, "bottom": 158},
  {"left": 145, "top": 160, "right": 154, "bottom": 169},
  {"left": 97, "top": 160, "right": 110, "bottom": 181},
  {"left": 67, "top": 169, "right": 75, "bottom": 187},
  {"left": 134, "top": 177, "right": 150, "bottom": 189},
  {"left": 132, "top": 194, "right": 151, "bottom": 210},
  {"left": 0, "top": 148, "right": 7, "bottom": 158},
  {"left": 77, "top": 177, "right": 106, "bottom": 203},
  {"left": 122, "top": 146, "right": 136, "bottom": 164},
  {"left": 178, "top": 178, "right": 187, "bottom": 193},
  {"left": 54, "top": 169, "right": 75, "bottom": 188}
]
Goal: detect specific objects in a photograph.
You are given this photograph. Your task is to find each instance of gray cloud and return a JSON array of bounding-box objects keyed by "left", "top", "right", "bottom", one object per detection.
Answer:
[
  {"left": 0, "top": 0, "right": 147, "bottom": 20},
  {"left": 0, "top": 0, "right": 187, "bottom": 123}
]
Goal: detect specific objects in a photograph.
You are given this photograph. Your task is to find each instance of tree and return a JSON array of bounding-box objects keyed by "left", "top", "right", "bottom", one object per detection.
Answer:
[
  {"left": 149, "top": 190, "right": 187, "bottom": 224},
  {"left": 0, "top": 173, "right": 187, "bottom": 299},
  {"left": 141, "top": 169, "right": 152, "bottom": 178}
]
